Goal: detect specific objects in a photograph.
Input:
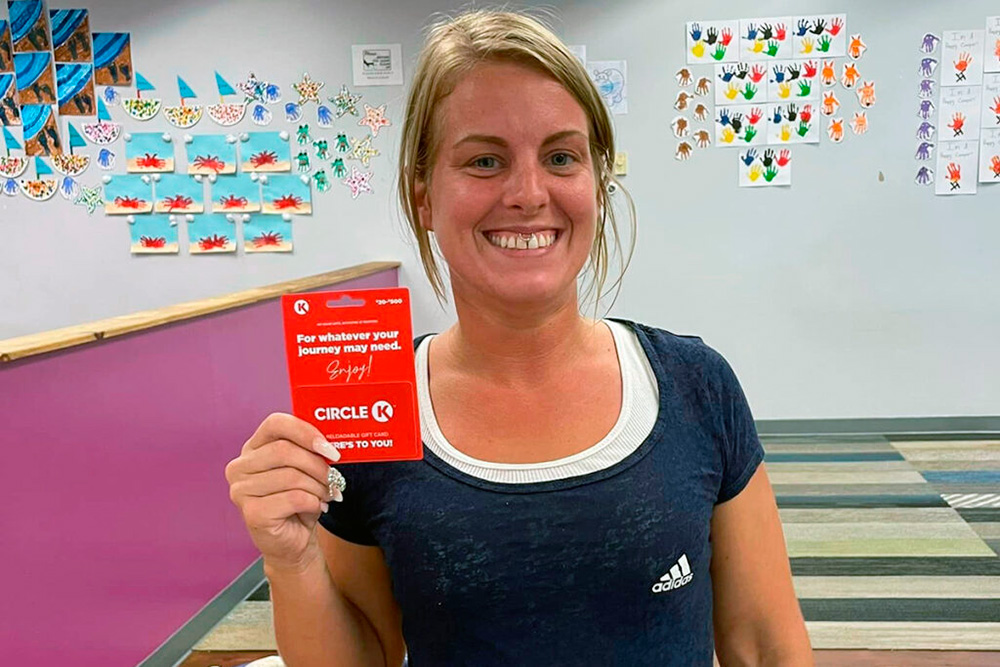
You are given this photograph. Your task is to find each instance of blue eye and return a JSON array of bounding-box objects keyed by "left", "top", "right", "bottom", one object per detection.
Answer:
[
  {"left": 472, "top": 156, "right": 498, "bottom": 169},
  {"left": 550, "top": 152, "right": 575, "bottom": 167}
]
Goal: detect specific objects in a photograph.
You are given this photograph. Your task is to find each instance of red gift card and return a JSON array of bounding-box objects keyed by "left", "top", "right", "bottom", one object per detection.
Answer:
[{"left": 281, "top": 288, "right": 422, "bottom": 463}]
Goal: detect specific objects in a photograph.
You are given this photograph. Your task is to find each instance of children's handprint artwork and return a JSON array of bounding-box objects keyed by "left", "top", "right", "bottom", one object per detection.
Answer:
[
  {"left": 790, "top": 15, "right": 847, "bottom": 58},
  {"left": 713, "top": 104, "right": 766, "bottom": 146},
  {"left": 985, "top": 17, "right": 1000, "bottom": 73},
  {"left": 934, "top": 140, "right": 978, "bottom": 195},
  {"left": 983, "top": 74, "right": 1000, "bottom": 126},
  {"left": 738, "top": 146, "right": 791, "bottom": 187},
  {"left": 685, "top": 20, "right": 739, "bottom": 64},
  {"left": 738, "top": 17, "right": 793, "bottom": 61},
  {"left": 937, "top": 86, "right": 982, "bottom": 141},
  {"left": 766, "top": 102, "right": 818, "bottom": 144},
  {"left": 978, "top": 129, "right": 1000, "bottom": 182},
  {"left": 941, "top": 30, "right": 985, "bottom": 87}
]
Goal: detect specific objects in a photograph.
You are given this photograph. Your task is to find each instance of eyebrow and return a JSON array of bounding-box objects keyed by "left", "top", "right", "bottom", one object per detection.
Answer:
[{"left": 452, "top": 130, "right": 588, "bottom": 149}]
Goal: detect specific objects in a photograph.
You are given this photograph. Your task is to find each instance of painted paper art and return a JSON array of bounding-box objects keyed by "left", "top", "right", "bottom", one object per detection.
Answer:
[
  {"left": 120, "top": 72, "right": 161, "bottom": 121},
  {"left": 18, "top": 156, "right": 56, "bottom": 200},
  {"left": 738, "top": 147, "right": 791, "bottom": 187},
  {"left": 589, "top": 60, "right": 627, "bottom": 115},
  {"left": 767, "top": 102, "right": 818, "bottom": 144},
  {"left": 244, "top": 215, "right": 292, "bottom": 252},
  {"left": 738, "top": 17, "right": 793, "bottom": 61},
  {"left": 713, "top": 105, "right": 766, "bottom": 146},
  {"left": 212, "top": 174, "right": 260, "bottom": 212},
  {"left": 766, "top": 61, "right": 819, "bottom": 102},
  {"left": 941, "top": 31, "right": 985, "bottom": 87},
  {"left": 51, "top": 124, "right": 89, "bottom": 176},
  {"left": 103, "top": 173, "right": 152, "bottom": 214},
  {"left": 185, "top": 134, "right": 236, "bottom": 175},
  {"left": 0, "top": 73, "right": 20, "bottom": 125},
  {"left": 126, "top": 132, "right": 174, "bottom": 173},
  {"left": 938, "top": 86, "right": 982, "bottom": 142},
  {"left": 935, "top": 141, "right": 979, "bottom": 195},
  {"left": 979, "top": 128, "right": 1000, "bottom": 182},
  {"left": 241, "top": 131, "right": 290, "bottom": 172},
  {"left": 207, "top": 72, "right": 246, "bottom": 126},
  {"left": 261, "top": 173, "right": 311, "bottom": 215},
  {"left": 163, "top": 77, "right": 203, "bottom": 128},
  {"left": 790, "top": 15, "right": 846, "bottom": 58},
  {"left": 50, "top": 9, "right": 91, "bottom": 62},
  {"left": 983, "top": 74, "right": 1000, "bottom": 128},
  {"left": 154, "top": 173, "right": 203, "bottom": 213},
  {"left": 129, "top": 215, "right": 178, "bottom": 254},
  {"left": 14, "top": 52, "right": 55, "bottom": 105},
  {"left": 685, "top": 20, "right": 738, "bottom": 64},
  {"left": 715, "top": 63, "right": 767, "bottom": 104},
  {"left": 92, "top": 33, "right": 133, "bottom": 86},
  {"left": 0, "top": 21, "right": 12, "bottom": 71},
  {"left": 187, "top": 213, "right": 236, "bottom": 254},
  {"left": 82, "top": 97, "right": 120, "bottom": 145},
  {"left": 21, "top": 103, "right": 60, "bottom": 155},
  {"left": 8, "top": 0, "right": 49, "bottom": 52},
  {"left": 55, "top": 63, "right": 95, "bottom": 116},
  {"left": 986, "top": 17, "right": 1000, "bottom": 73}
]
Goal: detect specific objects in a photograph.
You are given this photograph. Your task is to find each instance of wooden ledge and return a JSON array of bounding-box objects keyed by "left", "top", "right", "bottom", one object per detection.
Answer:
[{"left": 1, "top": 261, "right": 400, "bottom": 363}]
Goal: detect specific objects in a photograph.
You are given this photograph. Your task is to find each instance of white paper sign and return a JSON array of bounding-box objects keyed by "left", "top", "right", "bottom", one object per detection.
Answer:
[
  {"left": 789, "top": 14, "right": 847, "bottom": 58},
  {"left": 766, "top": 101, "right": 819, "bottom": 144},
  {"left": 738, "top": 147, "right": 791, "bottom": 187},
  {"left": 938, "top": 86, "right": 983, "bottom": 142},
  {"left": 982, "top": 73, "right": 1000, "bottom": 128},
  {"left": 738, "top": 17, "right": 794, "bottom": 61},
  {"left": 978, "top": 128, "right": 1000, "bottom": 182},
  {"left": 685, "top": 20, "right": 740, "bottom": 64},
  {"left": 713, "top": 104, "right": 766, "bottom": 146},
  {"left": 352, "top": 44, "right": 404, "bottom": 87},
  {"left": 940, "top": 30, "right": 985, "bottom": 87},
  {"left": 766, "top": 60, "right": 820, "bottom": 102},
  {"left": 935, "top": 140, "right": 979, "bottom": 195},
  {"left": 985, "top": 17, "right": 1000, "bottom": 73}
]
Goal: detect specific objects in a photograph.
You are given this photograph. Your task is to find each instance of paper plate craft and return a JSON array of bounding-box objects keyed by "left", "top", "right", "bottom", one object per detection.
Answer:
[
  {"left": 82, "top": 98, "right": 121, "bottom": 145},
  {"left": 163, "top": 77, "right": 203, "bottom": 129},
  {"left": 18, "top": 156, "right": 57, "bottom": 200},
  {"left": 50, "top": 122, "right": 89, "bottom": 176},
  {"left": 120, "top": 72, "right": 161, "bottom": 120},
  {"left": 207, "top": 72, "right": 246, "bottom": 127}
]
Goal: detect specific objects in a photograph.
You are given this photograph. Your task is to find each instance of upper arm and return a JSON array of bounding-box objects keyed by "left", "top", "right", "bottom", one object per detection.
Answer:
[
  {"left": 709, "top": 462, "right": 813, "bottom": 666},
  {"left": 316, "top": 528, "right": 407, "bottom": 667}
]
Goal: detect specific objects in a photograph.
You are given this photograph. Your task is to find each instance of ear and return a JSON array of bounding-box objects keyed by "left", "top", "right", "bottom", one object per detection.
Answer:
[{"left": 415, "top": 179, "right": 433, "bottom": 231}]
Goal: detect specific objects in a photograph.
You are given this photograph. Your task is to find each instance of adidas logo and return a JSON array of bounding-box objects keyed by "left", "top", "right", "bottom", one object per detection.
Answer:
[{"left": 651, "top": 553, "right": 693, "bottom": 593}]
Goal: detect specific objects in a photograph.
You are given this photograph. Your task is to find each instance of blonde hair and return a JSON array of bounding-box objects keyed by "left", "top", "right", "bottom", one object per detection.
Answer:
[{"left": 397, "top": 9, "right": 635, "bottom": 309}]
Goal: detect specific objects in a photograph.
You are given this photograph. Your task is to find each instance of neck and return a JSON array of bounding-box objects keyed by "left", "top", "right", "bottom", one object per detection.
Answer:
[{"left": 438, "top": 286, "right": 603, "bottom": 385}]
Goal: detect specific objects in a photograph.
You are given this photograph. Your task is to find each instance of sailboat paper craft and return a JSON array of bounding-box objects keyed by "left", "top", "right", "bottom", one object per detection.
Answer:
[
  {"left": 163, "top": 76, "right": 203, "bottom": 128},
  {"left": 121, "top": 72, "right": 161, "bottom": 121},
  {"left": 82, "top": 98, "right": 121, "bottom": 145},
  {"left": 51, "top": 122, "right": 90, "bottom": 175},
  {"left": 207, "top": 72, "right": 246, "bottom": 127}
]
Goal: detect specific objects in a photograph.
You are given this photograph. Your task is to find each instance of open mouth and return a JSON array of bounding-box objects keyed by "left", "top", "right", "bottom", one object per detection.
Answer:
[{"left": 483, "top": 229, "right": 558, "bottom": 250}]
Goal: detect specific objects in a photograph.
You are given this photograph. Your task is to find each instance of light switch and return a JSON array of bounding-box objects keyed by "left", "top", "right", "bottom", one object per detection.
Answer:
[{"left": 613, "top": 151, "right": 628, "bottom": 176}]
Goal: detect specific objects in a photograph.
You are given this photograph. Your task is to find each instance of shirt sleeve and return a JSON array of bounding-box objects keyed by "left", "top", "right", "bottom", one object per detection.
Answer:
[
  {"left": 316, "top": 465, "right": 379, "bottom": 546},
  {"left": 713, "top": 354, "right": 766, "bottom": 505}
]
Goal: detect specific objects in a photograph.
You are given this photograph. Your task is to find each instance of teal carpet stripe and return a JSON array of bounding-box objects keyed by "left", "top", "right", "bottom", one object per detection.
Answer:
[
  {"left": 765, "top": 452, "right": 905, "bottom": 463},
  {"left": 791, "top": 557, "right": 1000, "bottom": 576},
  {"left": 778, "top": 495, "right": 950, "bottom": 508},
  {"left": 922, "top": 471, "right": 1000, "bottom": 484},
  {"left": 799, "top": 599, "right": 1000, "bottom": 622},
  {"left": 960, "top": 509, "right": 1000, "bottom": 522}
]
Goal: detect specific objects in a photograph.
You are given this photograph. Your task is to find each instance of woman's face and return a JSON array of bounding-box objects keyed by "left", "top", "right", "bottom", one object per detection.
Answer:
[{"left": 417, "top": 60, "right": 599, "bottom": 311}]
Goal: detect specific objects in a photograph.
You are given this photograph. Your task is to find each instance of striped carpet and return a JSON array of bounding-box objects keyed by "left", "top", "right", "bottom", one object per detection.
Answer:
[{"left": 191, "top": 436, "right": 1000, "bottom": 661}]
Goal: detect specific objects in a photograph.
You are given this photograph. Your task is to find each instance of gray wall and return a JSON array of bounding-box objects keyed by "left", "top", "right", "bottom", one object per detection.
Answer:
[{"left": 2, "top": 1, "right": 998, "bottom": 420}]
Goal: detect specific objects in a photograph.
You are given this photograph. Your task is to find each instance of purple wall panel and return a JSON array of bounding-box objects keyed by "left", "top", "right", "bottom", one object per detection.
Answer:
[{"left": 0, "top": 269, "right": 397, "bottom": 667}]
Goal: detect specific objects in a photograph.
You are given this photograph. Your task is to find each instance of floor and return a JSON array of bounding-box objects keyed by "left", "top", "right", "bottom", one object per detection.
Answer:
[{"left": 182, "top": 435, "right": 1000, "bottom": 666}]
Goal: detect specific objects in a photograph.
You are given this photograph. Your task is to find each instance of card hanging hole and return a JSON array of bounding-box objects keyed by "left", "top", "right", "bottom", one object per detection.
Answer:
[{"left": 326, "top": 295, "right": 366, "bottom": 308}]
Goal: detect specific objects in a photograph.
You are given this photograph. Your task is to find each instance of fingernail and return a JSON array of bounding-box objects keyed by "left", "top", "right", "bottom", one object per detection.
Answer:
[
  {"left": 331, "top": 488, "right": 343, "bottom": 503},
  {"left": 320, "top": 502, "right": 329, "bottom": 513},
  {"left": 313, "top": 437, "right": 341, "bottom": 462}
]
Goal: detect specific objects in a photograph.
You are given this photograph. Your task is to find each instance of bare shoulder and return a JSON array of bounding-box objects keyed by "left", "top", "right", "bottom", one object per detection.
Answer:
[{"left": 316, "top": 529, "right": 407, "bottom": 667}]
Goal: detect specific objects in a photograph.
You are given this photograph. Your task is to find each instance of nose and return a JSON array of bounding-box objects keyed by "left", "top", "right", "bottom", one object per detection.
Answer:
[{"left": 502, "top": 157, "right": 548, "bottom": 216}]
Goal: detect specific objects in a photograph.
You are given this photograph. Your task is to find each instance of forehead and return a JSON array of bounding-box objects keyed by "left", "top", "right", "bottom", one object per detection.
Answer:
[{"left": 436, "top": 61, "right": 590, "bottom": 143}]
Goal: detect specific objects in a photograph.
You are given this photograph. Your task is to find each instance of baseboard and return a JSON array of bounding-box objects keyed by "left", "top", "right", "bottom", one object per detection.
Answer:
[
  {"left": 757, "top": 416, "right": 1000, "bottom": 438},
  {"left": 137, "top": 557, "right": 265, "bottom": 667}
]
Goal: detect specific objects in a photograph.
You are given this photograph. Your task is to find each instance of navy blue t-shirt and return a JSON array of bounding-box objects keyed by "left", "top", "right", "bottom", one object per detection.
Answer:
[{"left": 318, "top": 320, "right": 765, "bottom": 666}]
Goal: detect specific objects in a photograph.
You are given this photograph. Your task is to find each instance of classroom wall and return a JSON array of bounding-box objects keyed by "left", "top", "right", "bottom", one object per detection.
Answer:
[{"left": 1, "top": 0, "right": 997, "bottom": 420}]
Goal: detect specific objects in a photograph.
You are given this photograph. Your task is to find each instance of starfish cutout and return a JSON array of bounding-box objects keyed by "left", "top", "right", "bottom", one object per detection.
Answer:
[
  {"left": 347, "top": 135, "right": 380, "bottom": 167},
  {"left": 292, "top": 73, "right": 324, "bottom": 106},
  {"left": 74, "top": 185, "right": 104, "bottom": 214},
  {"left": 342, "top": 166, "right": 373, "bottom": 199},
  {"left": 331, "top": 84, "right": 362, "bottom": 118},
  {"left": 358, "top": 103, "right": 391, "bottom": 137}
]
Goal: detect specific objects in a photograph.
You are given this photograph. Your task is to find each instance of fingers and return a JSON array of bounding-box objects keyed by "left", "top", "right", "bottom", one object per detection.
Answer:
[
  {"left": 242, "top": 412, "right": 340, "bottom": 462},
  {"left": 232, "top": 464, "right": 332, "bottom": 503},
  {"left": 242, "top": 489, "right": 326, "bottom": 527},
  {"left": 238, "top": 438, "right": 332, "bottom": 488}
]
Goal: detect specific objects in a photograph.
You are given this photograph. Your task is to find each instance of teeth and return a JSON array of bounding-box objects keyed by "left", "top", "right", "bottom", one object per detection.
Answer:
[{"left": 487, "top": 231, "right": 556, "bottom": 250}]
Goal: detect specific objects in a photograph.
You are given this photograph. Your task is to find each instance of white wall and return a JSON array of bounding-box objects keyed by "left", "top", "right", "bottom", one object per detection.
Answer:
[{"left": 2, "top": 1, "right": 998, "bottom": 419}]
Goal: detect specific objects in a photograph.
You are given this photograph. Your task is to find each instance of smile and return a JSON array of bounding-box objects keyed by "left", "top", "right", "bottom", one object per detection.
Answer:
[{"left": 484, "top": 230, "right": 558, "bottom": 250}]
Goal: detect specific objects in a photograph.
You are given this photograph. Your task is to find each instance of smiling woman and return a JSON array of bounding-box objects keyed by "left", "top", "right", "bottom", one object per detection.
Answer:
[{"left": 226, "top": 9, "right": 811, "bottom": 667}]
